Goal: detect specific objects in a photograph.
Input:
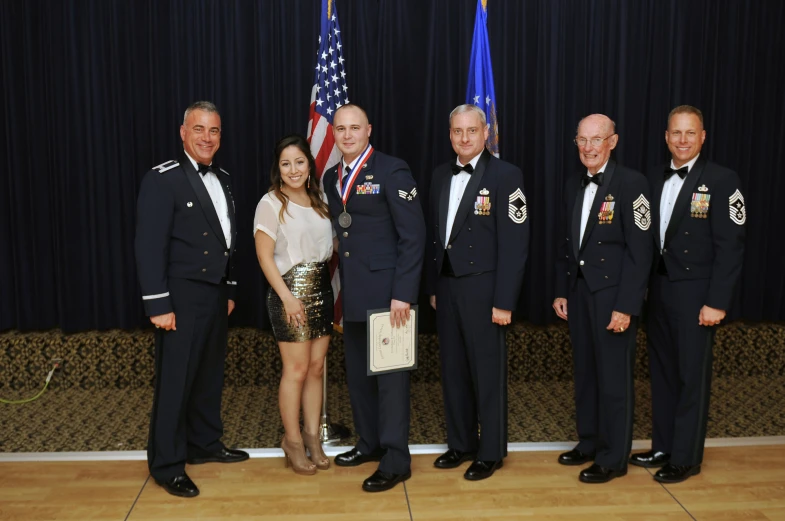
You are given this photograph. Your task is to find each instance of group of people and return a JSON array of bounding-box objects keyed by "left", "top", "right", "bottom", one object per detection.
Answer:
[
  {"left": 134, "top": 100, "right": 744, "bottom": 499},
  {"left": 553, "top": 107, "right": 746, "bottom": 485}
]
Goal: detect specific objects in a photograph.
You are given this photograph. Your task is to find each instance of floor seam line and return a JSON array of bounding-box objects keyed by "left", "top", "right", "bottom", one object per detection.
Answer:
[
  {"left": 124, "top": 473, "right": 150, "bottom": 520},
  {"left": 404, "top": 480, "right": 414, "bottom": 521},
  {"left": 646, "top": 467, "right": 697, "bottom": 520}
]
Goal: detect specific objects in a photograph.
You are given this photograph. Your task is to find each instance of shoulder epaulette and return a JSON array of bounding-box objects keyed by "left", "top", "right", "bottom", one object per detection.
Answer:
[
  {"left": 152, "top": 160, "right": 179, "bottom": 174},
  {"left": 219, "top": 167, "right": 230, "bottom": 176}
]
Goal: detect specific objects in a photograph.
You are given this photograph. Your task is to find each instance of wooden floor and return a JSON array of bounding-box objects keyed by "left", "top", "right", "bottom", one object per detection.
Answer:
[{"left": 1, "top": 445, "right": 784, "bottom": 521}]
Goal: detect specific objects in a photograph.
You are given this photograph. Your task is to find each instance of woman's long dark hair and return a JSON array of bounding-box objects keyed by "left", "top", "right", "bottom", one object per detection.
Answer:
[{"left": 269, "top": 134, "right": 330, "bottom": 222}]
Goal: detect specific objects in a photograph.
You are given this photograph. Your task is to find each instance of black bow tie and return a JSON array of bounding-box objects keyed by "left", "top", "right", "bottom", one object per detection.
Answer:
[
  {"left": 581, "top": 172, "right": 603, "bottom": 188},
  {"left": 664, "top": 165, "right": 688, "bottom": 180},
  {"left": 451, "top": 163, "right": 474, "bottom": 176},
  {"left": 197, "top": 163, "right": 212, "bottom": 175}
]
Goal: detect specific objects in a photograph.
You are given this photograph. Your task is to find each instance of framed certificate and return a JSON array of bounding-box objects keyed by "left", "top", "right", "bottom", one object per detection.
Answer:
[{"left": 366, "top": 306, "right": 418, "bottom": 375}]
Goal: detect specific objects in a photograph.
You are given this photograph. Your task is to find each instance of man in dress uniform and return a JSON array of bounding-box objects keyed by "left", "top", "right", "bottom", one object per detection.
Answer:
[
  {"left": 135, "top": 101, "right": 248, "bottom": 498},
  {"left": 553, "top": 114, "right": 652, "bottom": 483},
  {"left": 324, "top": 104, "right": 426, "bottom": 492},
  {"left": 630, "top": 105, "right": 746, "bottom": 483},
  {"left": 424, "top": 104, "right": 529, "bottom": 481}
]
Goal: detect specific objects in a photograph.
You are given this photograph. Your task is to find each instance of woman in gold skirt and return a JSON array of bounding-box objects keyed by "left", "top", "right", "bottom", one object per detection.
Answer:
[{"left": 253, "top": 135, "right": 335, "bottom": 475}]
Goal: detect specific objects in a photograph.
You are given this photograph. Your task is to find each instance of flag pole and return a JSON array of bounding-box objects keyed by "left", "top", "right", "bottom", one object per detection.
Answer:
[{"left": 308, "top": 0, "right": 350, "bottom": 444}]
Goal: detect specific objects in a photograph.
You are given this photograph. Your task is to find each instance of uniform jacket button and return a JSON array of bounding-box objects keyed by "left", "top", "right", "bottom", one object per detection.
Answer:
[
  {"left": 343, "top": 232, "right": 349, "bottom": 237},
  {"left": 469, "top": 261, "right": 474, "bottom": 265},
  {"left": 685, "top": 231, "right": 690, "bottom": 235},
  {"left": 663, "top": 248, "right": 668, "bottom": 253},
  {"left": 597, "top": 241, "right": 602, "bottom": 245},
  {"left": 686, "top": 267, "right": 690, "bottom": 271},
  {"left": 469, "top": 245, "right": 473, "bottom": 249},
  {"left": 203, "top": 232, "right": 208, "bottom": 236},
  {"left": 600, "top": 258, "right": 605, "bottom": 262},
  {"left": 684, "top": 250, "right": 688, "bottom": 254},
  {"left": 567, "top": 272, "right": 571, "bottom": 275},
  {"left": 224, "top": 252, "right": 229, "bottom": 257},
  {"left": 579, "top": 260, "right": 585, "bottom": 266},
  {"left": 344, "top": 252, "right": 350, "bottom": 257},
  {"left": 604, "top": 275, "right": 609, "bottom": 279},
  {"left": 447, "top": 245, "right": 452, "bottom": 249},
  {"left": 202, "top": 268, "right": 207, "bottom": 272},
  {"left": 468, "top": 227, "right": 472, "bottom": 231},
  {"left": 204, "top": 251, "right": 209, "bottom": 255}
]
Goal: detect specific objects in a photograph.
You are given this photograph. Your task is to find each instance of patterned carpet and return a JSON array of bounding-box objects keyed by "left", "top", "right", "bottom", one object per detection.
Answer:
[
  {"left": 1, "top": 378, "right": 783, "bottom": 452},
  {"left": 1, "top": 324, "right": 784, "bottom": 452}
]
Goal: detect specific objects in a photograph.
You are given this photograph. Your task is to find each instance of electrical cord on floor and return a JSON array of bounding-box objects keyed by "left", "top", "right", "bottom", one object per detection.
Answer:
[{"left": 0, "top": 362, "right": 59, "bottom": 404}]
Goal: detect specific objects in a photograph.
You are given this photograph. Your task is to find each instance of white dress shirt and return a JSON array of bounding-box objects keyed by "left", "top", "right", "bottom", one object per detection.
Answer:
[
  {"left": 445, "top": 152, "right": 482, "bottom": 244},
  {"left": 184, "top": 151, "right": 232, "bottom": 249},
  {"left": 579, "top": 160, "right": 609, "bottom": 245},
  {"left": 659, "top": 154, "right": 700, "bottom": 250}
]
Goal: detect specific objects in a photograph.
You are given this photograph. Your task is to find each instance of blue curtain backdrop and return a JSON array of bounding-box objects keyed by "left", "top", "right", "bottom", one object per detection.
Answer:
[{"left": 1, "top": 0, "right": 783, "bottom": 332}]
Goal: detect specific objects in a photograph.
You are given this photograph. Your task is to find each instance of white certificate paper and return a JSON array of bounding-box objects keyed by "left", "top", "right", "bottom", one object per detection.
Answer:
[{"left": 366, "top": 306, "right": 418, "bottom": 375}]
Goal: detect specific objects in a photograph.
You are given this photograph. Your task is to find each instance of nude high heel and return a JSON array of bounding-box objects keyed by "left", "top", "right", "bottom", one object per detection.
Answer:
[
  {"left": 302, "top": 431, "right": 330, "bottom": 470},
  {"left": 281, "top": 436, "right": 317, "bottom": 475}
]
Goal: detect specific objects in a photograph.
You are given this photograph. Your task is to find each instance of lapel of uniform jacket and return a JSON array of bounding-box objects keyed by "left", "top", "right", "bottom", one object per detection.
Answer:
[
  {"left": 323, "top": 164, "right": 341, "bottom": 209},
  {"left": 448, "top": 150, "right": 491, "bottom": 245},
  {"left": 216, "top": 168, "right": 236, "bottom": 255},
  {"left": 438, "top": 165, "right": 451, "bottom": 247},
  {"left": 651, "top": 166, "right": 666, "bottom": 247},
  {"left": 579, "top": 159, "right": 616, "bottom": 252},
  {"left": 181, "top": 152, "right": 226, "bottom": 246},
  {"left": 664, "top": 157, "right": 707, "bottom": 248},
  {"left": 569, "top": 176, "right": 582, "bottom": 259}
]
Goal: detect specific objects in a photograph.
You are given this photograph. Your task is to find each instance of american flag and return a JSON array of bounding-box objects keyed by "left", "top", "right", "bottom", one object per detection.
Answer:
[{"left": 307, "top": 0, "right": 349, "bottom": 328}]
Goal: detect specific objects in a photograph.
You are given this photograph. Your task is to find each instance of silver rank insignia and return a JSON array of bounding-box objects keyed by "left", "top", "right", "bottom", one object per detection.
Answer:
[
  {"left": 398, "top": 187, "right": 417, "bottom": 201},
  {"left": 633, "top": 194, "right": 651, "bottom": 231},
  {"left": 187, "top": 202, "right": 194, "bottom": 208},
  {"left": 153, "top": 160, "right": 179, "bottom": 174},
  {"left": 508, "top": 188, "right": 527, "bottom": 224},
  {"left": 365, "top": 175, "right": 374, "bottom": 180},
  {"left": 698, "top": 184, "right": 709, "bottom": 192},
  {"left": 729, "top": 189, "right": 746, "bottom": 225}
]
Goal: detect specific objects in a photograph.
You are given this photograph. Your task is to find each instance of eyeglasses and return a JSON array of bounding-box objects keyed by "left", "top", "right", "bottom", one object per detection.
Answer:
[{"left": 574, "top": 134, "right": 615, "bottom": 147}]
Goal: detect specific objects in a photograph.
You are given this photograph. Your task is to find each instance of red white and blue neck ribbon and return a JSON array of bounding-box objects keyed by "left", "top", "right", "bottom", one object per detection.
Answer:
[{"left": 339, "top": 144, "right": 374, "bottom": 205}]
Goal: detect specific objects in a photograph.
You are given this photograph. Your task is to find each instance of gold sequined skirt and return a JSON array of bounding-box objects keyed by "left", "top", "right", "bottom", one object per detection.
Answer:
[{"left": 267, "top": 262, "right": 334, "bottom": 343}]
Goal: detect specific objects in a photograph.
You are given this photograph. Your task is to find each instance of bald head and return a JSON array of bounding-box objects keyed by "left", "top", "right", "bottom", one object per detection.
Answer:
[
  {"left": 576, "top": 114, "right": 615, "bottom": 136},
  {"left": 575, "top": 113, "right": 618, "bottom": 174}
]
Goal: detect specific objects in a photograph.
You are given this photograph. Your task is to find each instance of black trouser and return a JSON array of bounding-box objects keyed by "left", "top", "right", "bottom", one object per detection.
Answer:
[
  {"left": 148, "top": 278, "right": 228, "bottom": 481},
  {"left": 436, "top": 271, "right": 508, "bottom": 461},
  {"left": 343, "top": 321, "right": 411, "bottom": 475},
  {"left": 568, "top": 278, "right": 636, "bottom": 470},
  {"left": 647, "top": 274, "right": 714, "bottom": 466}
]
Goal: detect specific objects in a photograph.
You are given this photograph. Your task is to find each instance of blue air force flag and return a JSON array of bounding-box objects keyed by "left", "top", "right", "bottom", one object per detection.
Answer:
[{"left": 466, "top": 0, "right": 499, "bottom": 157}]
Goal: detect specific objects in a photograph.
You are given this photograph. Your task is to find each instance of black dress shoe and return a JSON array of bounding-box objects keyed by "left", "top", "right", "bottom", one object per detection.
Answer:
[
  {"left": 361, "top": 469, "right": 411, "bottom": 492},
  {"left": 578, "top": 463, "right": 627, "bottom": 484},
  {"left": 334, "top": 447, "right": 386, "bottom": 467},
  {"left": 654, "top": 463, "right": 701, "bottom": 483},
  {"left": 558, "top": 448, "right": 595, "bottom": 466},
  {"left": 464, "top": 460, "right": 503, "bottom": 481},
  {"left": 155, "top": 473, "right": 199, "bottom": 498},
  {"left": 433, "top": 449, "right": 477, "bottom": 469},
  {"left": 187, "top": 447, "right": 250, "bottom": 464},
  {"left": 629, "top": 450, "right": 671, "bottom": 468}
]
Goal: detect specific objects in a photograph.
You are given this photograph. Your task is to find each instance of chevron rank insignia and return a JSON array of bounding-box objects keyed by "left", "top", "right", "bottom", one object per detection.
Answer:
[
  {"left": 152, "top": 160, "right": 179, "bottom": 174},
  {"left": 508, "top": 188, "right": 527, "bottom": 224},
  {"left": 729, "top": 189, "right": 746, "bottom": 225},
  {"left": 633, "top": 194, "right": 651, "bottom": 231},
  {"left": 398, "top": 187, "right": 417, "bottom": 201}
]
